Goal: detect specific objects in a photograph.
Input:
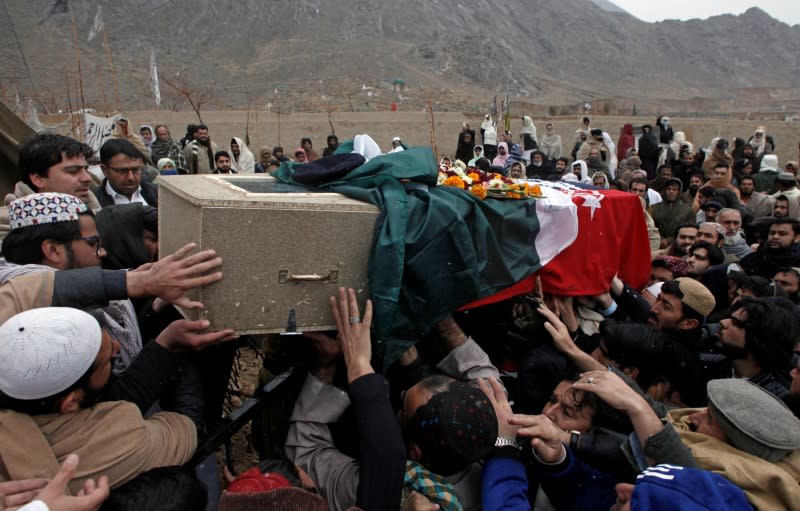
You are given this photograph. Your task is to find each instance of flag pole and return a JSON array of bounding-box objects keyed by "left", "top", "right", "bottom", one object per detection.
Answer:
[
  {"left": 68, "top": 10, "right": 85, "bottom": 132},
  {"left": 427, "top": 96, "right": 438, "bottom": 161},
  {"left": 101, "top": 27, "right": 120, "bottom": 111}
]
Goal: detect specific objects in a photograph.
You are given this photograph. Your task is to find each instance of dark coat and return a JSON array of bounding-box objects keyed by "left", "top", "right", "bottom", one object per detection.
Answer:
[{"left": 92, "top": 178, "right": 159, "bottom": 208}]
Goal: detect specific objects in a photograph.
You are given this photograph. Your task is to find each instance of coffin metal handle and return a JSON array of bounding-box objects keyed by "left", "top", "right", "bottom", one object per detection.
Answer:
[{"left": 279, "top": 270, "right": 339, "bottom": 284}]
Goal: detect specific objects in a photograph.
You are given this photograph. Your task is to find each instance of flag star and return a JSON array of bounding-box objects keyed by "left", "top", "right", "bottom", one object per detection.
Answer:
[{"left": 582, "top": 193, "right": 604, "bottom": 220}]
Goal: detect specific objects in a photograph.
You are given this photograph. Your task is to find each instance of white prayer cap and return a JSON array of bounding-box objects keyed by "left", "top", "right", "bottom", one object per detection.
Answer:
[
  {"left": 392, "top": 136, "right": 402, "bottom": 142},
  {"left": 0, "top": 307, "right": 102, "bottom": 400},
  {"left": 8, "top": 192, "right": 88, "bottom": 230}
]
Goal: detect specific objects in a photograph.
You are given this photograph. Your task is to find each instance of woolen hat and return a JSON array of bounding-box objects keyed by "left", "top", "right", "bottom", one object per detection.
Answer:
[
  {"left": 8, "top": 192, "right": 88, "bottom": 230},
  {"left": 632, "top": 465, "right": 752, "bottom": 511},
  {"left": 0, "top": 307, "right": 102, "bottom": 400},
  {"left": 707, "top": 378, "right": 800, "bottom": 462},
  {"left": 673, "top": 278, "right": 715, "bottom": 317},
  {"left": 777, "top": 171, "right": 796, "bottom": 184}
]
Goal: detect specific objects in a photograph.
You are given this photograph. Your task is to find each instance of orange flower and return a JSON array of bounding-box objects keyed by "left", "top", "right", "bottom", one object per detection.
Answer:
[
  {"left": 443, "top": 175, "right": 466, "bottom": 189},
  {"left": 471, "top": 184, "right": 487, "bottom": 200},
  {"left": 467, "top": 172, "right": 481, "bottom": 182},
  {"left": 528, "top": 184, "right": 543, "bottom": 196}
]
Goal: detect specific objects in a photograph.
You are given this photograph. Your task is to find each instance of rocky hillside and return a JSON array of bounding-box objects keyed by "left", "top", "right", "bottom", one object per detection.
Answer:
[{"left": 2, "top": 0, "right": 799, "bottom": 112}]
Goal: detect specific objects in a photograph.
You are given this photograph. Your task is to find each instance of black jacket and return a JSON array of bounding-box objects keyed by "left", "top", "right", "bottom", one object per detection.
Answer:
[{"left": 92, "top": 177, "right": 159, "bottom": 208}]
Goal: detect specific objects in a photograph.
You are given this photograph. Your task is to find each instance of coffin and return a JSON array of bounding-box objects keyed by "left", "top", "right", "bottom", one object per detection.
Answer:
[{"left": 158, "top": 175, "right": 380, "bottom": 333}]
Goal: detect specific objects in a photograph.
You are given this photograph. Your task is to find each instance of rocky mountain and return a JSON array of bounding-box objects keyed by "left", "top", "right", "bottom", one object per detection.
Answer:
[{"left": 2, "top": 0, "right": 799, "bottom": 112}]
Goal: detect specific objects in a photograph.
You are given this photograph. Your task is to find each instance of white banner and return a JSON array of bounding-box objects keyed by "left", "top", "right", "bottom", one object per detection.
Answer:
[
  {"left": 84, "top": 113, "right": 119, "bottom": 153},
  {"left": 150, "top": 48, "right": 161, "bottom": 106},
  {"left": 87, "top": 6, "right": 104, "bottom": 42}
]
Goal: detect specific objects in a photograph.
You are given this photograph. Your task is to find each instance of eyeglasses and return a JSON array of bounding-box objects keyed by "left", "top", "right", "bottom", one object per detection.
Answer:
[
  {"left": 76, "top": 235, "right": 103, "bottom": 256},
  {"left": 107, "top": 166, "right": 143, "bottom": 176}
]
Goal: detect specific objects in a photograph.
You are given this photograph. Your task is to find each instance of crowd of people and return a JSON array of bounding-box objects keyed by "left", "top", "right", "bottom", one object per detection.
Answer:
[{"left": 0, "top": 111, "right": 798, "bottom": 511}]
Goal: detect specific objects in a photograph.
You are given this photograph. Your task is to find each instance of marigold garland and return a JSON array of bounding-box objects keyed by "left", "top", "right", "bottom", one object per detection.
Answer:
[{"left": 437, "top": 164, "right": 545, "bottom": 200}]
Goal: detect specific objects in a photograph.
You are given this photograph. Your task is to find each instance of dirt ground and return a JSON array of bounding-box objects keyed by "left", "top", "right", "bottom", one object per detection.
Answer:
[{"left": 121, "top": 110, "right": 800, "bottom": 167}]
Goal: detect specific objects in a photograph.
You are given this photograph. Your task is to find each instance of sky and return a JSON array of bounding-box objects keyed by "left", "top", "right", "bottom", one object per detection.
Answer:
[{"left": 610, "top": 1, "right": 800, "bottom": 26}]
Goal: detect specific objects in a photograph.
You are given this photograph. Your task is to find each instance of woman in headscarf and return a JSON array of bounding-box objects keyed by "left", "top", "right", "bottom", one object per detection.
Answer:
[
  {"left": 591, "top": 171, "right": 610, "bottom": 189},
  {"left": 637, "top": 124, "right": 660, "bottom": 178},
  {"left": 539, "top": 122, "right": 562, "bottom": 160},
  {"left": 520, "top": 115, "right": 538, "bottom": 151},
  {"left": 157, "top": 158, "right": 178, "bottom": 175},
  {"left": 455, "top": 129, "right": 476, "bottom": 165},
  {"left": 230, "top": 137, "right": 255, "bottom": 173},
  {"left": 492, "top": 142, "right": 509, "bottom": 169},
  {"left": 255, "top": 146, "right": 273, "bottom": 173},
  {"left": 468, "top": 145, "right": 485, "bottom": 167},
  {"left": 293, "top": 147, "right": 308, "bottom": 163},
  {"left": 617, "top": 124, "right": 635, "bottom": 162}
]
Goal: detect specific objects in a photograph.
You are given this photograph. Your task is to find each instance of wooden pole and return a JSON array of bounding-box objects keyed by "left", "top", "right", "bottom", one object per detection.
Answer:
[
  {"left": 427, "top": 97, "right": 438, "bottom": 160},
  {"left": 96, "top": 61, "right": 109, "bottom": 114},
  {"left": 277, "top": 109, "right": 281, "bottom": 146},
  {"left": 101, "top": 27, "right": 120, "bottom": 111},
  {"left": 64, "top": 69, "right": 77, "bottom": 137},
  {"left": 68, "top": 10, "right": 86, "bottom": 117}
]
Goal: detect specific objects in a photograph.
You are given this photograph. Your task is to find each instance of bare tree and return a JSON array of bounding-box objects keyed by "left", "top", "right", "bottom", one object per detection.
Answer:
[{"left": 161, "top": 73, "right": 213, "bottom": 123}]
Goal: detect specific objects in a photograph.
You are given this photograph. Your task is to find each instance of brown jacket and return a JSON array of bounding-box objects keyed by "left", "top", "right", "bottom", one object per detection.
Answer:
[
  {"left": 0, "top": 401, "right": 196, "bottom": 494},
  {"left": 668, "top": 408, "right": 800, "bottom": 510}
]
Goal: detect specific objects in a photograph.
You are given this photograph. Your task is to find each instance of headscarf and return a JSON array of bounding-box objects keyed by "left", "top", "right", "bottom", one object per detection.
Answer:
[
  {"left": 157, "top": 158, "right": 177, "bottom": 175},
  {"left": 492, "top": 142, "right": 509, "bottom": 168},
  {"left": 591, "top": 171, "right": 610, "bottom": 189},
  {"left": 139, "top": 124, "right": 154, "bottom": 149},
  {"left": 258, "top": 146, "right": 272, "bottom": 167},
  {"left": 468, "top": 145, "right": 485, "bottom": 167},
  {"left": 521, "top": 116, "right": 537, "bottom": 140},
  {"left": 617, "top": 124, "right": 635, "bottom": 162},
  {"left": 572, "top": 159, "right": 589, "bottom": 182},
  {"left": 669, "top": 131, "right": 691, "bottom": 157},
  {"left": 540, "top": 124, "right": 563, "bottom": 160},
  {"left": 504, "top": 144, "right": 524, "bottom": 174},
  {"left": 750, "top": 126, "right": 767, "bottom": 157},
  {"left": 230, "top": 137, "right": 255, "bottom": 173},
  {"left": 110, "top": 121, "right": 152, "bottom": 164},
  {"left": 293, "top": 147, "right": 308, "bottom": 162}
]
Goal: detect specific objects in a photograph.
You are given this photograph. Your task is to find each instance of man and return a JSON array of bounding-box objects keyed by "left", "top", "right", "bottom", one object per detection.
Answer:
[
  {"left": 213, "top": 151, "right": 236, "bottom": 174},
  {"left": 273, "top": 146, "right": 289, "bottom": 163},
  {"left": 300, "top": 137, "right": 319, "bottom": 161},
  {"left": 700, "top": 199, "right": 722, "bottom": 223},
  {"left": 630, "top": 171, "right": 663, "bottom": 206},
  {"left": 651, "top": 178, "right": 695, "bottom": 247},
  {"left": 716, "top": 297, "right": 797, "bottom": 397},
  {"left": 650, "top": 256, "right": 689, "bottom": 285},
  {"left": 109, "top": 117, "right": 151, "bottom": 165},
  {"left": 322, "top": 135, "right": 339, "bottom": 157},
  {"left": 554, "top": 157, "right": 569, "bottom": 179},
  {"left": 772, "top": 171, "right": 800, "bottom": 208},
  {"left": 629, "top": 178, "right": 648, "bottom": 203},
  {"left": 774, "top": 195, "right": 791, "bottom": 218},
  {"left": 229, "top": 137, "right": 254, "bottom": 173},
  {"left": 740, "top": 218, "right": 800, "bottom": 278},
  {"left": 576, "top": 128, "right": 611, "bottom": 168},
  {"left": 753, "top": 154, "right": 779, "bottom": 194},
  {"left": 182, "top": 125, "right": 218, "bottom": 174},
  {"left": 717, "top": 208, "right": 751, "bottom": 259},
  {"left": 139, "top": 125, "right": 154, "bottom": 151},
  {"left": 287, "top": 314, "right": 498, "bottom": 511},
  {"left": 672, "top": 150, "right": 701, "bottom": 189},
  {"left": 773, "top": 267, "right": 800, "bottom": 303},
  {"left": 0, "top": 307, "right": 197, "bottom": 492},
  {"left": 739, "top": 175, "right": 775, "bottom": 219},
  {"left": 92, "top": 139, "right": 158, "bottom": 207},
  {"left": 705, "top": 163, "right": 740, "bottom": 208},
  {"left": 389, "top": 136, "right": 405, "bottom": 154},
  {"left": 686, "top": 241, "right": 724, "bottom": 278},
  {"left": 680, "top": 173, "right": 704, "bottom": 206},
  {"left": 525, "top": 150, "right": 547, "bottom": 178},
  {"left": 150, "top": 125, "right": 187, "bottom": 170},
  {"left": 697, "top": 222, "right": 724, "bottom": 247},
  {"left": 664, "top": 224, "right": 698, "bottom": 257},
  {"left": 648, "top": 165, "right": 673, "bottom": 194}
]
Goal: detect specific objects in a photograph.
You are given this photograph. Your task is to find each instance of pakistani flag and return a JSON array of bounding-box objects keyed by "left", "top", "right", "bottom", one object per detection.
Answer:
[{"left": 272, "top": 135, "right": 578, "bottom": 367}]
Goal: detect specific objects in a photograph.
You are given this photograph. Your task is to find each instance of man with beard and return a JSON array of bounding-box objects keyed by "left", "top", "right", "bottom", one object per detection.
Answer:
[
  {"left": 739, "top": 175, "right": 775, "bottom": 219},
  {"left": 525, "top": 150, "right": 547, "bottom": 178},
  {"left": 553, "top": 157, "right": 570, "bottom": 180},
  {"left": 672, "top": 150, "right": 701, "bottom": 189},
  {"left": 213, "top": 151, "right": 236, "bottom": 175},
  {"left": 322, "top": 134, "right": 339, "bottom": 157},
  {"left": 651, "top": 178, "right": 695, "bottom": 247},
  {"left": 601, "top": 278, "right": 718, "bottom": 407},
  {"left": 773, "top": 268, "right": 800, "bottom": 304},
  {"left": 664, "top": 224, "right": 698, "bottom": 257},
  {"left": 717, "top": 208, "right": 751, "bottom": 260},
  {"left": 715, "top": 297, "right": 796, "bottom": 397},
  {"left": 183, "top": 125, "right": 218, "bottom": 174},
  {"left": 150, "top": 125, "right": 187, "bottom": 171},
  {"left": 740, "top": 218, "right": 800, "bottom": 278},
  {"left": 680, "top": 173, "right": 704, "bottom": 206}
]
